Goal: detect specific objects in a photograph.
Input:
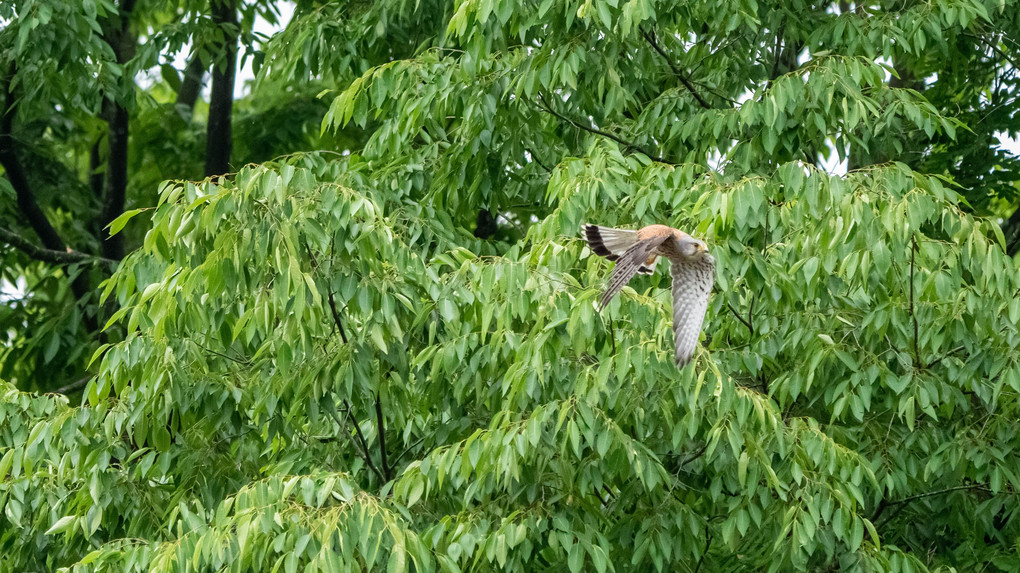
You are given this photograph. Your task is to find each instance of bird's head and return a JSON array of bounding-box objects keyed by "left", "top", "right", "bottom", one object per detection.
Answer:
[{"left": 677, "top": 235, "right": 710, "bottom": 259}]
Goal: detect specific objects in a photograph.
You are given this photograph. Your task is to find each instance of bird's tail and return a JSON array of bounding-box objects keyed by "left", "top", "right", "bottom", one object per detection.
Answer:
[{"left": 582, "top": 224, "right": 657, "bottom": 274}]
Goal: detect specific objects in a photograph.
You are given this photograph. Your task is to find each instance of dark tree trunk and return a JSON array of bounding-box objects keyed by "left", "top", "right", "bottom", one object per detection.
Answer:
[
  {"left": 205, "top": 0, "right": 238, "bottom": 178},
  {"left": 177, "top": 53, "right": 206, "bottom": 118},
  {"left": 99, "top": 0, "right": 137, "bottom": 261},
  {"left": 90, "top": 140, "right": 104, "bottom": 198},
  {"left": 101, "top": 102, "right": 129, "bottom": 260}
]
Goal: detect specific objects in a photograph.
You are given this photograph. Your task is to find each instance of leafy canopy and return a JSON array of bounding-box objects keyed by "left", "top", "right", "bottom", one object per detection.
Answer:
[{"left": 3, "top": 0, "right": 1020, "bottom": 572}]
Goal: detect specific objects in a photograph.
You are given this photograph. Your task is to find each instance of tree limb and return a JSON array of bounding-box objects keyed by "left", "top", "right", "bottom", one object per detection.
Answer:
[
  {"left": 53, "top": 376, "right": 92, "bottom": 395},
  {"left": 2, "top": 65, "right": 100, "bottom": 316},
  {"left": 1, "top": 64, "right": 68, "bottom": 255},
  {"left": 693, "top": 525, "right": 712, "bottom": 573},
  {"left": 535, "top": 92, "right": 672, "bottom": 164},
  {"left": 0, "top": 226, "right": 118, "bottom": 267},
  {"left": 887, "top": 483, "right": 996, "bottom": 507},
  {"left": 640, "top": 27, "right": 712, "bottom": 109}
]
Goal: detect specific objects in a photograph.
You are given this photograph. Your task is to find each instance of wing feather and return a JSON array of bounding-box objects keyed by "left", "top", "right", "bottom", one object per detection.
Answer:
[
  {"left": 670, "top": 254, "right": 716, "bottom": 366},
  {"left": 598, "top": 237, "right": 668, "bottom": 310}
]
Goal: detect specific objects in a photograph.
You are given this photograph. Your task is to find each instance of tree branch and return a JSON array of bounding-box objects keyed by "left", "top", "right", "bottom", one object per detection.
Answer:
[
  {"left": 909, "top": 236, "right": 920, "bottom": 368},
  {"left": 327, "top": 289, "right": 350, "bottom": 344},
  {"left": 727, "top": 302, "right": 753, "bottom": 335},
  {"left": 205, "top": 0, "right": 238, "bottom": 177},
  {"left": 53, "top": 376, "right": 92, "bottom": 395},
  {"left": 327, "top": 401, "right": 384, "bottom": 482},
  {"left": 176, "top": 53, "right": 206, "bottom": 118},
  {"left": 2, "top": 65, "right": 99, "bottom": 317},
  {"left": 375, "top": 392, "right": 390, "bottom": 481},
  {"left": 693, "top": 525, "right": 712, "bottom": 573},
  {"left": 535, "top": 92, "right": 672, "bottom": 163},
  {"left": 887, "top": 483, "right": 995, "bottom": 507},
  {"left": 1, "top": 65, "right": 68, "bottom": 254},
  {"left": 0, "top": 226, "right": 118, "bottom": 267},
  {"left": 640, "top": 28, "right": 712, "bottom": 109}
]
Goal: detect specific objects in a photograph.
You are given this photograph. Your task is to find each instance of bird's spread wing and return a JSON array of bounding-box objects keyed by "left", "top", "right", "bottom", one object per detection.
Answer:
[
  {"left": 671, "top": 254, "right": 715, "bottom": 366},
  {"left": 598, "top": 236, "right": 668, "bottom": 310},
  {"left": 584, "top": 224, "right": 657, "bottom": 274}
]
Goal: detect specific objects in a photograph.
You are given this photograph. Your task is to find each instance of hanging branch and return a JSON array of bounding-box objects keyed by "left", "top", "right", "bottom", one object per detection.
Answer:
[
  {"left": 872, "top": 483, "right": 995, "bottom": 526},
  {"left": 693, "top": 525, "right": 713, "bottom": 573}
]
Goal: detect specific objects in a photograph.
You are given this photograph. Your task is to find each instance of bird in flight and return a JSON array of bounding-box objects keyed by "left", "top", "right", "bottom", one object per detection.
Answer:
[{"left": 583, "top": 224, "right": 715, "bottom": 367}]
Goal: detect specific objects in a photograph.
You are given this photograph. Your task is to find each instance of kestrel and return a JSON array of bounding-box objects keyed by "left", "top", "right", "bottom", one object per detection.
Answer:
[{"left": 583, "top": 224, "right": 715, "bottom": 367}]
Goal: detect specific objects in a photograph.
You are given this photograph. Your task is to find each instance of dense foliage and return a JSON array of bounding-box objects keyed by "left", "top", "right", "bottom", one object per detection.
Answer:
[{"left": 3, "top": 0, "right": 1020, "bottom": 572}]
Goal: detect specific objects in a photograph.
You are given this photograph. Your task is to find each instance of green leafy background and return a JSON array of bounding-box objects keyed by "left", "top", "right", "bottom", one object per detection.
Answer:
[{"left": 2, "top": 0, "right": 1020, "bottom": 571}]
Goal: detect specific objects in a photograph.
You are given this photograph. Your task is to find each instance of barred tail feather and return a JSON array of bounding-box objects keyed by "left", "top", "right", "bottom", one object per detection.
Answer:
[{"left": 583, "top": 225, "right": 638, "bottom": 259}]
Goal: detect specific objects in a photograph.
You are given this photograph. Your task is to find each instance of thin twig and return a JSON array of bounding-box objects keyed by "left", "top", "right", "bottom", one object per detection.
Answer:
[
  {"left": 728, "top": 303, "right": 753, "bottom": 334},
  {"left": 391, "top": 436, "right": 426, "bottom": 468},
  {"left": 640, "top": 27, "right": 712, "bottom": 109},
  {"left": 682, "top": 442, "right": 710, "bottom": 466},
  {"left": 53, "top": 376, "right": 91, "bottom": 394},
  {"left": 535, "top": 93, "right": 672, "bottom": 164},
  {"left": 327, "top": 289, "right": 349, "bottom": 344},
  {"left": 886, "top": 483, "right": 996, "bottom": 507},
  {"left": 693, "top": 525, "right": 712, "bottom": 573},
  {"left": 343, "top": 400, "right": 380, "bottom": 479},
  {"left": 609, "top": 316, "right": 617, "bottom": 356},
  {"left": 524, "top": 147, "right": 553, "bottom": 172},
  {"left": 909, "top": 236, "right": 920, "bottom": 368},
  {"left": 328, "top": 401, "right": 384, "bottom": 482}
]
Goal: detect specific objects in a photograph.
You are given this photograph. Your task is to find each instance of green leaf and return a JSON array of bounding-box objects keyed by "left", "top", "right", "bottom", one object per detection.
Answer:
[
  {"left": 45, "top": 516, "right": 76, "bottom": 535},
  {"left": 105, "top": 208, "right": 150, "bottom": 236}
]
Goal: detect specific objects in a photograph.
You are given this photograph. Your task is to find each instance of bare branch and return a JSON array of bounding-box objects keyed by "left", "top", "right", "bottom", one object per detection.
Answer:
[{"left": 0, "top": 226, "right": 117, "bottom": 267}]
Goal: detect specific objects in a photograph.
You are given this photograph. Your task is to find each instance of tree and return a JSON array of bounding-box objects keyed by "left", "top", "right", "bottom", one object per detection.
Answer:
[{"left": 2, "top": 0, "right": 1020, "bottom": 572}]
